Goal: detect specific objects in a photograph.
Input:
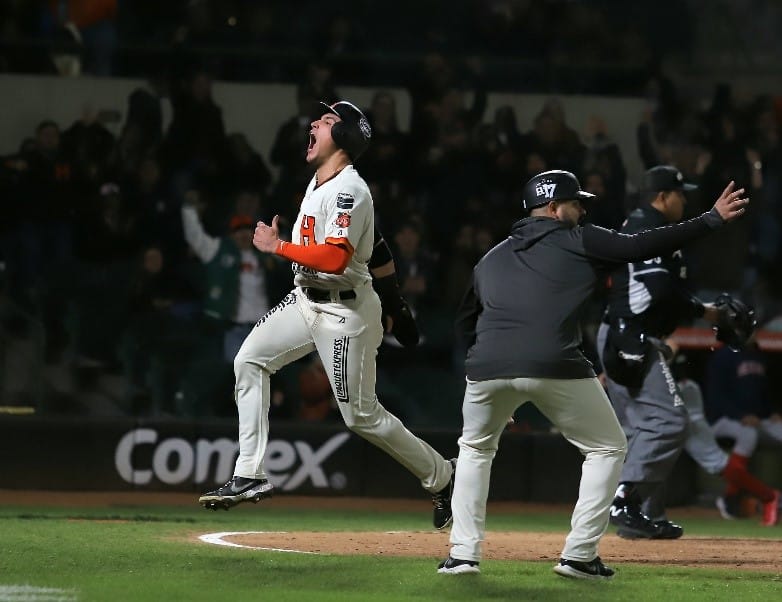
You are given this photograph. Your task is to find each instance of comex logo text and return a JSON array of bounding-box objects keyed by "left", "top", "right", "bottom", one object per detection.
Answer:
[{"left": 114, "top": 429, "right": 350, "bottom": 490}]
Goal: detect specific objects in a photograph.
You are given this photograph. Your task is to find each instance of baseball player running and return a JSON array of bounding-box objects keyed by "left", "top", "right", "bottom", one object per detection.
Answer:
[
  {"left": 670, "top": 350, "right": 780, "bottom": 526},
  {"left": 437, "top": 170, "right": 747, "bottom": 579},
  {"left": 198, "top": 100, "right": 455, "bottom": 529}
]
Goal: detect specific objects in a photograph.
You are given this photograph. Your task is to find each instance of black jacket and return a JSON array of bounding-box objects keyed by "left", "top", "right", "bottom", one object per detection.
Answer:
[{"left": 458, "top": 210, "right": 723, "bottom": 380}]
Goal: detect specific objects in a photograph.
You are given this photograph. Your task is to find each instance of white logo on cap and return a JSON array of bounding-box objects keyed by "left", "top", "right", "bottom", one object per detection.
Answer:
[
  {"left": 358, "top": 117, "right": 371, "bottom": 139},
  {"left": 536, "top": 183, "right": 557, "bottom": 198}
]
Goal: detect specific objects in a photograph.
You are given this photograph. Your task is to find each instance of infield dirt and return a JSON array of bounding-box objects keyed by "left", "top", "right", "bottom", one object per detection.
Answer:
[{"left": 3, "top": 490, "right": 780, "bottom": 572}]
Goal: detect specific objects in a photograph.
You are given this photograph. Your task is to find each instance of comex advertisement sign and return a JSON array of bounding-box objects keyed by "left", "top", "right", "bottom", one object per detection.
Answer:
[{"left": 114, "top": 428, "right": 351, "bottom": 491}]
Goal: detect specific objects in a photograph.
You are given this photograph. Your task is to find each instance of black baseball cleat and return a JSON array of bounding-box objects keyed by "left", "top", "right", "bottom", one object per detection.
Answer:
[
  {"left": 198, "top": 476, "right": 274, "bottom": 511},
  {"left": 437, "top": 556, "right": 480, "bottom": 574},
  {"left": 610, "top": 501, "right": 658, "bottom": 539},
  {"left": 553, "top": 557, "right": 614, "bottom": 580},
  {"left": 614, "top": 512, "right": 684, "bottom": 539},
  {"left": 650, "top": 519, "right": 684, "bottom": 539},
  {"left": 432, "top": 458, "right": 457, "bottom": 530}
]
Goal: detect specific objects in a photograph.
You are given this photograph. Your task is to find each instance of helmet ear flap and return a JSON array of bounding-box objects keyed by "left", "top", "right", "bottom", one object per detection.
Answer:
[{"left": 330, "top": 120, "right": 348, "bottom": 153}]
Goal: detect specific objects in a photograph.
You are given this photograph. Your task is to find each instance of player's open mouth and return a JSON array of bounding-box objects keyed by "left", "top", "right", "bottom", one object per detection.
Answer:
[{"left": 308, "top": 133, "right": 316, "bottom": 151}]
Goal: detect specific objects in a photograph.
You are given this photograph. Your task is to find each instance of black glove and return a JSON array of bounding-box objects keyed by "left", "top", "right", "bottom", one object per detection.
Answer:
[
  {"left": 713, "top": 293, "right": 757, "bottom": 350},
  {"left": 373, "top": 273, "right": 420, "bottom": 348},
  {"left": 387, "top": 296, "right": 420, "bottom": 348}
]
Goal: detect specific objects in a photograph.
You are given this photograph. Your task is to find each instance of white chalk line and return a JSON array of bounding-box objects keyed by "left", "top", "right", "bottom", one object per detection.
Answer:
[
  {"left": 198, "top": 531, "right": 320, "bottom": 554},
  {"left": 0, "top": 585, "right": 77, "bottom": 602}
]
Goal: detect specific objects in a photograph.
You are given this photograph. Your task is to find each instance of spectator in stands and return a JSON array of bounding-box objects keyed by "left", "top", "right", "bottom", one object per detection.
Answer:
[
  {"left": 670, "top": 349, "right": 779, "bottom": 526},
  {"left": 582, "top": 115, "right": 627, "bottom": 215},
  {"left": 522, "top": 100, "right": 585, "bottom": 178},
  {"left": 392, "top": 220, "right": 436, "bottom": 312},
  {"left": 692, "top": 107, "right": 762, "bottom": 292},
  {"left": 124, "top": 155, "right": 185, "bottom": 262},
  {"left": 61, "top": 103, "right": 118, "bottom": 191},
  {"left": 360, "top": 91, "right": 411, "bottom": 197},
  {"left": 469, "top": 110, "right": 524, "bottom": 209},
  {"left": 636, "top": 68, "right": 695, "bottom": 169},
  {"left": 15, "top": 120, "right": 80, "bottom": 359},
  {"left": 181, "top": 189, "right": 279, "bottom": 360},
  {"left": 177, "top": 189, "right": 282, "bottom": 416},
  {"left": 407, "top": 51, "right": 455, "bottom": 140},
  {"left": 70, "top": 0, "right": 118, "bottom": 75},
  {"left": 40, "top": 0, "right": 118, "bottom": 76},
  {"left": 17, "top": 120, "right": 76, "bottom": 284},
  {"left": 746, "top": 96, "right": 782, "bottom": 287},
  {"left": 170, "top": 0, "right": 232, "bottom": 49},
  {"left": 413, "top": 58, "right": 488, "bottom": 246},
  {"left": 444, "top": 222, "right": 495, "bottom": 376},
  {"left": 314, "top": 12, "right": 367, "bottom": 82},
  {"left": 582, "top": 170, "right": 625, "bottom": 231},
  {"left": 222, "top": 132, "right": 273, "bottom": 200},
  {"left": 118, "top": 244, "right": 193, "bottom": 415},
  {"left": 299, "top": 59, "right": 340, "bottom": 106},
  {"left": 162, "top": 67, "right": 227, "bottom": 197},
  {"left": 68, "top": 182, "right": 138, "bottom": 367},
  {"left": 115, "top": 72, "right": 169, "bottom": 178},
  {"left": 444, "top": 224, "right": 481, "bottom": 313}
]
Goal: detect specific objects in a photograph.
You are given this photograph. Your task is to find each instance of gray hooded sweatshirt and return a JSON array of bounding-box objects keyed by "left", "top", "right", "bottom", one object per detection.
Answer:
[{"left": 457, "top": 209, "right": 724, "bottom": 380}]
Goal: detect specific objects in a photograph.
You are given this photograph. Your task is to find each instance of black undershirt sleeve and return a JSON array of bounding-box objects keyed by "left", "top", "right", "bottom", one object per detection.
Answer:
[
  {"left": 582, "top": 208, "right": 723, "bottom": 264},
  {"left": 369, "top": 225, "right": 393, "bottom": 269}
]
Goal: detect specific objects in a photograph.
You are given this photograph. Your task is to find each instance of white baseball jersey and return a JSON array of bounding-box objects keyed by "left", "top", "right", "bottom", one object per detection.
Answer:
[{"left": 293, "top": 165, "right": 373, "bottom": 290}]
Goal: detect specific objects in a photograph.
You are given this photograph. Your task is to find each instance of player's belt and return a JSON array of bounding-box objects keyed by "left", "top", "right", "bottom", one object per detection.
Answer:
[{"left": 301, "top": 287, "right": 356, "bottom": 303}]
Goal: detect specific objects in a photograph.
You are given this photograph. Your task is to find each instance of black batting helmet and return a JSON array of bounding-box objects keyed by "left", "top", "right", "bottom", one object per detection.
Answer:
[
  {"left": 319, "top": 101, "right": 372, "bottom": 161},
  {"left": 522, "top": 170, "right": 595, "bottom": 210}
]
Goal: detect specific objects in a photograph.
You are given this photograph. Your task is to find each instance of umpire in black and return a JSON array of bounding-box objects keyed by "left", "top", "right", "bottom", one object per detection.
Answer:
[
  {"left": 439, "top": 169, "right": 747, "bottom": 580},
  {"left": 598, "top": 165, "right": 727, "bottom": 539}
]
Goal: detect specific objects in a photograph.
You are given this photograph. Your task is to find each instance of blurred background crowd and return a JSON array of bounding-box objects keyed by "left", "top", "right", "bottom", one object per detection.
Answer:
[{"left": 1, "top": 0, "right": 781, "bottom": 430}]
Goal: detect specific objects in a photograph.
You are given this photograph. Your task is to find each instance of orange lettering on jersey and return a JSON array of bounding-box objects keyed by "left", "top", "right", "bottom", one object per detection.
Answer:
[
  {"left": 300, "top": 214, "right": 315, "bottom": 246},
  {"left": 335, "top": 212, "right": 351, "bottom": 228}
]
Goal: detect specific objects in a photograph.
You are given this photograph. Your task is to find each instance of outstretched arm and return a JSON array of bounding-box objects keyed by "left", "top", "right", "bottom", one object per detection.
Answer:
[
  {"left": 181, "top": 203, "right": 219, "bottom": 263},
  {"left": 583, "top": 181, "right": 748, "bottom": 263}
]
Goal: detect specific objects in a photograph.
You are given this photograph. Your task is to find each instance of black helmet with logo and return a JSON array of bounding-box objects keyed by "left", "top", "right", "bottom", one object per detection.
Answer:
[
  {"left": 522, "top": 170, "right": 595, "bottom": 210},
  {"left": 319, "top": 101, "right": 372, "bottom": 161}
]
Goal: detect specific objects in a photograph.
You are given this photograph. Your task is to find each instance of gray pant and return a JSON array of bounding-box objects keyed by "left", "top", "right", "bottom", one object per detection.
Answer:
[{"left": 596, "top": 323, "right": 688, "bottom": 519}]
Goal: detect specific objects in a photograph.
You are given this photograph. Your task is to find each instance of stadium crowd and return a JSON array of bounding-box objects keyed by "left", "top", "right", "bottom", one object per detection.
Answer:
[{"left": 1, "top": 1, "right": 781, "bottom": 431}]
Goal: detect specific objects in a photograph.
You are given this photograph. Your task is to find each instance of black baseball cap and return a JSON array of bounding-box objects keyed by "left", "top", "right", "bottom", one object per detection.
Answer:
[
  {"left": 522, "top": 170, "right": 595, "bottom": 210},
  {"left": 643, "top": 165, "right": 698, "bottom": 193}
]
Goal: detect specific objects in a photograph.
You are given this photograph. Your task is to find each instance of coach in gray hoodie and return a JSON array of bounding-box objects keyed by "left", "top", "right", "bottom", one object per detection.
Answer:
[{"left": 436, "top": 170, "right": 747, "bottom": 580}]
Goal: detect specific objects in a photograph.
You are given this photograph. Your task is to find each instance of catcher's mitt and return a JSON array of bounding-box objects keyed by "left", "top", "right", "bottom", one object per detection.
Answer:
[{"left": 713, "top": 293, "right": 757, "bottom": 350}]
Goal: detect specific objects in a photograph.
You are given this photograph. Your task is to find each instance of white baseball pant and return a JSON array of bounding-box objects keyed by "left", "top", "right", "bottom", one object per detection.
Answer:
[
  {"left": 232, "top": 281, "right": 451, "bottom": 492},
  {"left": 450, "top": 376, "right": 626, "bottom": 562}
]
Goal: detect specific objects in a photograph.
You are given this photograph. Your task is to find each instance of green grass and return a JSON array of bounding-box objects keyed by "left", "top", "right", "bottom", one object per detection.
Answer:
[{"left": 0, "top": 502, "right": 781, "bottom": 601}]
